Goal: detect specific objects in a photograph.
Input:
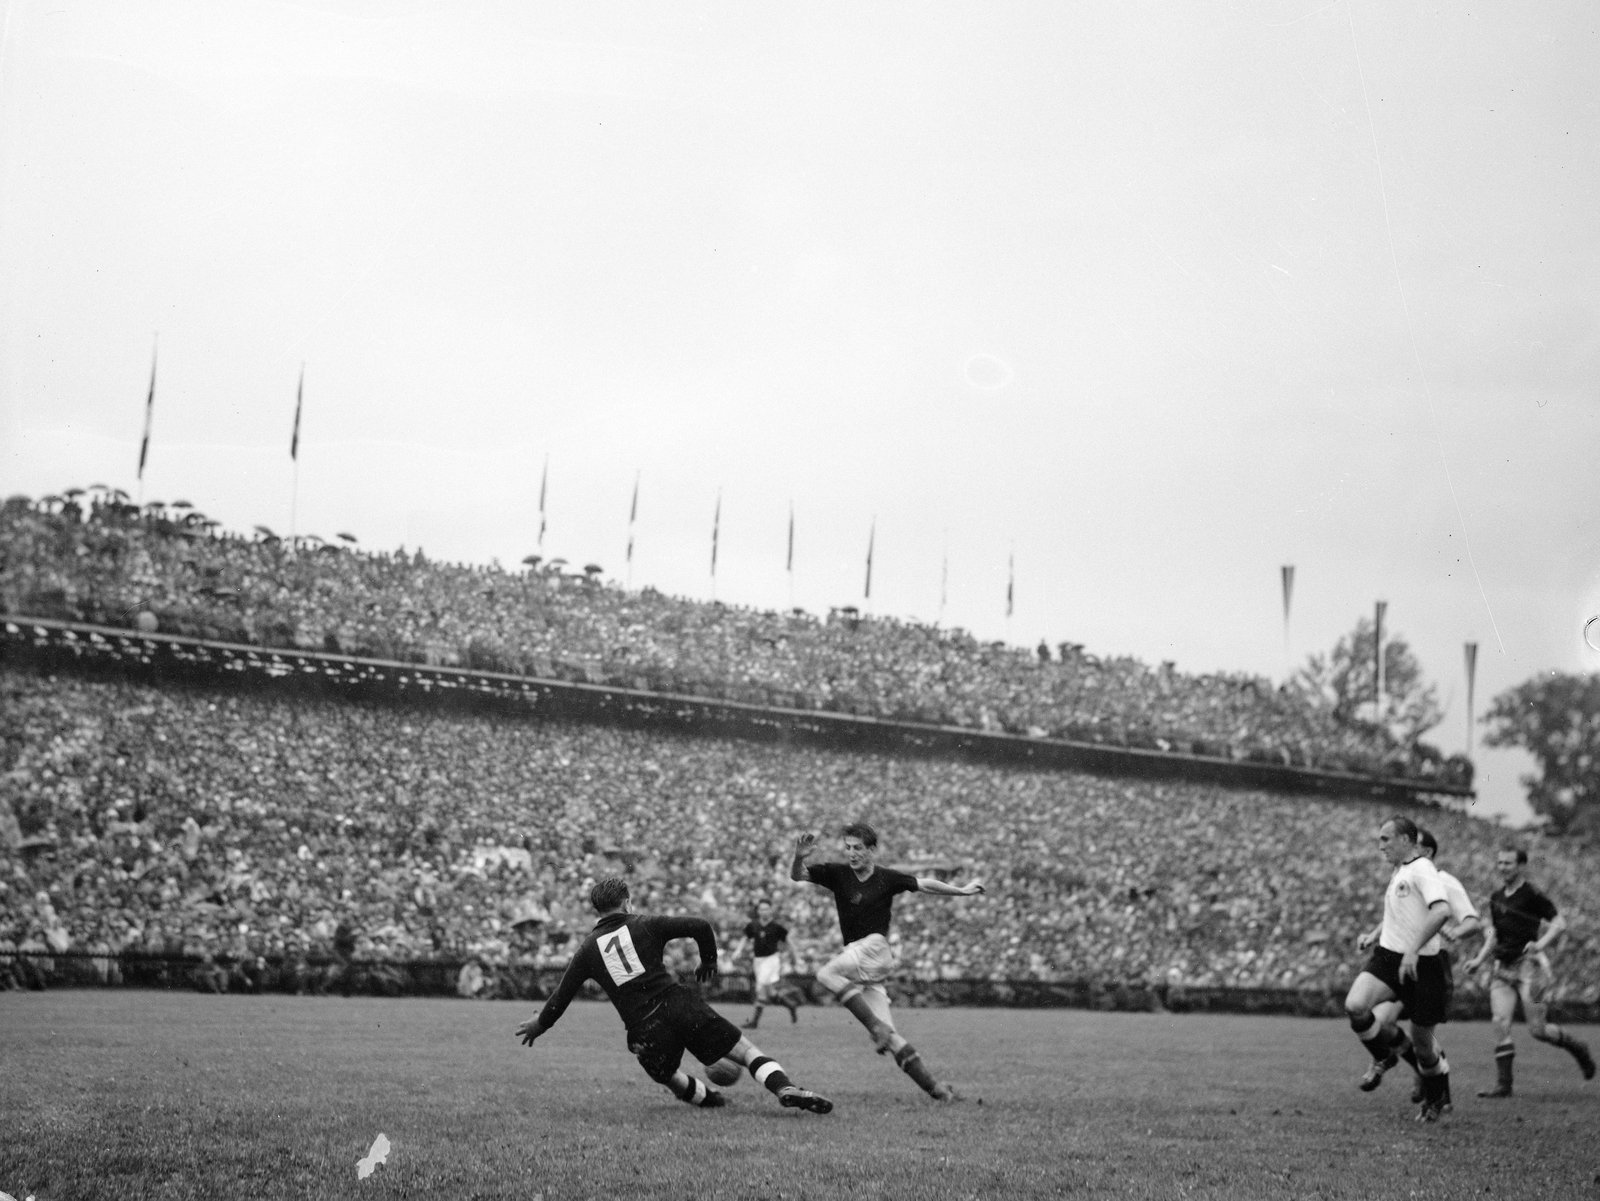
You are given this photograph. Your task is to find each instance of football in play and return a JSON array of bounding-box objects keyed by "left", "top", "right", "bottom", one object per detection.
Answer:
[{"left": 705, "top": 1058, "right": 743, "bottom": 1087}]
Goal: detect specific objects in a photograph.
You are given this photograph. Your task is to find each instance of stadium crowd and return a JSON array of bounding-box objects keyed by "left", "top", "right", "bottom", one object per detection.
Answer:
[
  {"left": 0, "top": 490, "right": 1470, "bottom": 786},
  {"left": 2, "top": 667, "right": 1592, "bottom": 1001}
]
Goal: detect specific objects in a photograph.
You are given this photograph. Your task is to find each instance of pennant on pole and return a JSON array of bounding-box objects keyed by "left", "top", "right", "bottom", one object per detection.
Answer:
[
  {"left": 626, "top": 471, "right": 639, "bottom": 564},
  {"left": 137, "top": 339, "right": 158, "bottom": 480},
  {"left": 1374, "top": 600, "right": 1388, "bottom": 719},
  {"left": 940, "top": 537, "right": 948, "bottom": 619},
  {"left": 1006, "top": 553, "right": 1015, "bottom": 618},
  {"left": 710, "top": 491, "right": 721, "bottom": 577},
  {"left": 538, "top": 457, "right": 548, "bottom": 549},
  {"left": 786, "top": 504, "right": 794, "bottom": 574},
  {"left": 1280, "top": 565, "right": 1295, "bottom": 625},
  {"left": 290, "top": 365, "right": 304, "bottom": 461},
  {"left": 1464, "top": 641, "right": 1478, "bottom": 757},
  {"left": 864, "top": 519, "right": 875, "bottom": 600}
]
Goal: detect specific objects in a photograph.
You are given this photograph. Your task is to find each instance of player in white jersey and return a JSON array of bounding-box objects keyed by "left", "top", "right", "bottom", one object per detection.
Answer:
[
  {"left": 1344, "top": 816, "right": 1455, "bottom": 1121},
  {"left": 1368, "top": 828, "right": 1481, "bottom": 1106}
]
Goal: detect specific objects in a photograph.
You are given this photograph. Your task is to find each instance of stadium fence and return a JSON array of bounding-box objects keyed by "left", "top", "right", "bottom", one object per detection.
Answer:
[{"left": 4, "top": 951, "right": 1588, "bottom": 1023}]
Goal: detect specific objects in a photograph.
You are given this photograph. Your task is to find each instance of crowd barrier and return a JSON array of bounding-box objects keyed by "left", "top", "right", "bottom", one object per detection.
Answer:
[
  {"left": 1, "top": 615, "right": 1473, "bottom": 807},
  {"left": 4, "top": 951, "right": 1588, "bottom": 1024}
]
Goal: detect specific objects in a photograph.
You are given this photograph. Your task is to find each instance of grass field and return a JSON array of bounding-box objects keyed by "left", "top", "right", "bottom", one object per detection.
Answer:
[{"left": 1, "top": 991, "right": 1594, "bottom": 1200}]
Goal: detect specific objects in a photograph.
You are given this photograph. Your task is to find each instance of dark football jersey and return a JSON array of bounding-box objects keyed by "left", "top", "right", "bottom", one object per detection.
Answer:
[
  {"left": 1489, "top": 882, "right": 1558, "bottom": 963},
  {"left": 805, "top": 862, "right": 919, "bottom": 945},
  {"left": 744, "top": 920, "right": 788, "bottom": 958},
  {"left": 534, "top": 913, "right": 716, "bottom": 1032}
]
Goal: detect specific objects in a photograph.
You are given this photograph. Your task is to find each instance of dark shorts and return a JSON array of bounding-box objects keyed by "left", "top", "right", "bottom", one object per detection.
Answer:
[
  {"left": 1364, "top": 945, "right": 1449, "bottom": 1027},
  {"left": 625, "top": 985, "right": 742, "bottom": 1085}
]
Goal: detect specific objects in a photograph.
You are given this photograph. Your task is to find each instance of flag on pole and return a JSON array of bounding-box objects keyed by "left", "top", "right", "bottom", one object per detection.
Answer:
[
  {"left": 1280, "top": 565, "right": 1295, "bottom": 625},
  {"left": 940, "top": 537, "right": 948, "bottom": 619},
  {"left": 1464, "top": 641, "right": 1478, "bottom": 758},
  {"left": 137, "top": 339, "right": 157, "bottom": 480},
  {"left": 538, "top": 457, "right": 548, "bottom": 549},
  {"left": 864, "top": 520, "right": 875, "bottom": 599},
  {"left": 290, "top": 365, "right": 304, "bottom": 461},
  {"left": 710, "top": 491, "right": 721, "bottom": 577},
  {"left": 786, "top": 503, "right": 794, "bottom": 574},
  {"left": 626, "top": 472, "right": 639, "bottom": 564},
  {"left": 1374, "top": 600, "right": 1388, "bottom": 720},
  {"left": 1006, "top": 553, "right": 1015, "bottom": 618}
]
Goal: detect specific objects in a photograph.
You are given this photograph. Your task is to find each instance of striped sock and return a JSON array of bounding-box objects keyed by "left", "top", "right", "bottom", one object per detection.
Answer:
[
  {"left": 747, "top": 1055, "right": 793, "bottom": 1096},
  {"left": 672, "top": 1075, "right": 718, "bottom": 1106}
]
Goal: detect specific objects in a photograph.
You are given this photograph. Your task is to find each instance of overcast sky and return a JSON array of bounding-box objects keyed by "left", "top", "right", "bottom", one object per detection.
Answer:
[{"left": 3, "top": 0, "right": 1597, "bottom": 825}]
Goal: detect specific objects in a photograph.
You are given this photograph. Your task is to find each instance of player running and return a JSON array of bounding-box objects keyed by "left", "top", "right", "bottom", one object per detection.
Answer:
[
  {"left": 514, "top": 877, "right": 833, "bottom": 1114},
  {"left": 1462, "top": 847, "right": 1595, "bottom": 1097},
  {"left": 790, "top": 821, "right": 985, "bottom": 1102},
  {"left": 1344, "top": 816, "right": 1454, "bottom": 1121},
  {"left": 1367, "top": 828, "right": 1482, "bottom": 1108},
  {"left": 731, "top": 898, "right": 803, "bottom": 1029}
]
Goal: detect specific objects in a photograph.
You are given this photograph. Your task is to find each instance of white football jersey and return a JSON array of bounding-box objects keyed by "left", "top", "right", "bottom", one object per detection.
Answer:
[
  {"left": 1436, "top": 869, "right": 1479, "bottom": 928},
  {"left": 1379, "top": 855, "right": 1450, "bottom": 956}
]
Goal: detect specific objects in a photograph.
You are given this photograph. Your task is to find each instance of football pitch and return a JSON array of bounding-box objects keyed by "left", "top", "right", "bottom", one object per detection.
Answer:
[{"left": 1, "top": 992, "right": 1593, "bottom": 1200}]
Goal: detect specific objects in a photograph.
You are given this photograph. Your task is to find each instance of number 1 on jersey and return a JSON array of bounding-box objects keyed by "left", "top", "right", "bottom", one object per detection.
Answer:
[{"left": 600, "top": 926, "right": 645, "bottom": 986}]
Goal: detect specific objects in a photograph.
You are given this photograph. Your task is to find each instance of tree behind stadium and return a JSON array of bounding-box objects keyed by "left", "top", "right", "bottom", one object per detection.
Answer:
[
  {"left": 1292, "top": 616, "right": 1443, "bottom": 748},
  {"left": 1482, "top": 672, "right": 1600, "bottom": 837}
]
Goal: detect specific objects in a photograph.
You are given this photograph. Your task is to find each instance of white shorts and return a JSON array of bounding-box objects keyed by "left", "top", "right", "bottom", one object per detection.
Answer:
[
  {"left": 824, "top": 933, "right": 898, "bottom": 987},
  {"left": 753, "top": 953, "right": 783, "bottom": 989}
]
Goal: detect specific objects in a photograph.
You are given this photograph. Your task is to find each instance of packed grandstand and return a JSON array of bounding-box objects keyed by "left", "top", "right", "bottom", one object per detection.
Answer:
[
  {"left": 7, "top": 488, "right": 1591, "bottom": 1006},
  {"left": 2, "top": 668, "right": 1595, "bottom": 1004},
  {"left": 1, "top": 490, "right": 1471, "bottom": 785}
]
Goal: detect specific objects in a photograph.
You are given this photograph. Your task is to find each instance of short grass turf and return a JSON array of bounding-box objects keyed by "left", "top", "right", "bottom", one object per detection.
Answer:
[{"left": 1, "top": 992, "right": 1594, "bottom": 1200}]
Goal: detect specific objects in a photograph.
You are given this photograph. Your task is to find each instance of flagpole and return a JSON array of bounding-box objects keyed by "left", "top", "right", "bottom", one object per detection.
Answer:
[
  {"left": 864, "top": 518, "right": 875, "bottom": 612},
  {"left": 1374, "top": 600, "right": 1387, "bottom": 727},
  {"left": 938, "top": 530, "right": 948, "bottom": 627},
  {"left": 786, "top": 501, "right": 795, "bottom": 611},
  {"left": 290, "top": 364, "right": 304, "bottom": 546},
  {"left": 538, "top": 455, "right": 549, "bottom": 552},
  {"left": 631, "top": 470, "right": 639, "bottom": 587},
  {"left": 1281, "top": 565, "right": 1295, "bottom": 683},
  {"left": 137, "top": 335, "right": 158, "bottom": 507},
  {"left": 710, "top": 489, "right": 721, "bottom": 602},
  {"left": 1005, "top": 550, "right": 1014, "bottom": 644},
  {"left": 1464, "top": 641, "right": 1478, "bottom": 761}
]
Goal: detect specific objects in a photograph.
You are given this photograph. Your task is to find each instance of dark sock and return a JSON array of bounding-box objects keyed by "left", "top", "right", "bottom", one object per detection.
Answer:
[
  {"left": 747, "top": 1055, "right": 794, "bottom": 1097},
  {"left": 1392, "top": 1031, "right": 1418, "bottom": 1069},
  {"left": 893, "top": 1043, "right": 945, "bottom": 1096},
  {"left": 841, "top": 992, "right": 893, "bottom": 1046},
  {"left": 1493, "top": 1041, "right": 1514, "bottom": 1091},
  {"left": 747, "top": 1005, "right": 762, "bottom": 1026},
  {"left": 1350, "top": 1013, "right": 1390, "bottom": 1062}
]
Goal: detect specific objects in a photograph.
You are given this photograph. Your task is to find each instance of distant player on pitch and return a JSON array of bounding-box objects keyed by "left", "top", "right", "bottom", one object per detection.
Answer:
[
  {"left": 791, "top": 821, "right": 985, "bottom": 1101},
  {"left": 1345, "top": 816, "right": 1454, "bottom": 1121},
  {"left": 1463, "top": 847, "right": 1595, "bottom": 1097},
  {"left": 515, "top": 877, "right": 833, "bottom": 1114},
  {"left": 731, "top": 898, "right": 803, "bottom": 1029}
]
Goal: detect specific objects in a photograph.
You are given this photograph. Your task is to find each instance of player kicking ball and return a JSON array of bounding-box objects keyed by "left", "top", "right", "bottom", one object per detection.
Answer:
[
  {"left": 791, "top": 822, "right": 985, "bottom": 1102},
  {"left": 514, "top": 877, "right": 833, "bottom": 1115}
]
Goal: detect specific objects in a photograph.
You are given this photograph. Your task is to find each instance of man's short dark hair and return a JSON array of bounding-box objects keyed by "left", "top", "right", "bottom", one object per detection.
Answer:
[
  {"left": 841, "top": 822, "right": 878, "bottom": 849},
  {"left": 1500, "top": 846, "right": 1529, "bottom": 865},
  {"left": 1384, "top": 816, "right": 1419, "bottom": 842},
  {"left": 1418, "top": 829, "right": 1438, "bottom": 855},
  {"left": 590, "top": 876, "right": 630, "bottom": 913}
]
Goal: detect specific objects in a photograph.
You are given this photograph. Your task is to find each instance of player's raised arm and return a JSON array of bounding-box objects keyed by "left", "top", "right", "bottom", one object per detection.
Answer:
[
  {"left": 914, "top": 876, "right": 986, "bottom": 897},
  {"left": 790, "top": 831, "right": 818, "bottom": 882}
]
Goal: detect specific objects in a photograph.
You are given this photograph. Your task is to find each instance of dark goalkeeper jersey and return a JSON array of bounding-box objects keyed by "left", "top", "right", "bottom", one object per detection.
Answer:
[
  {"left": 805, "top": 862, "right": 919, "bottom": 945},
  {"left": 1489, "top": 881, "right": 1558, "bottom": 964},
  {"left": 744, "top": 920, "right": 789, "bottom": 958},
  {"left": 533, "top": 913, "right": 717, "bottom": 1033}
]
